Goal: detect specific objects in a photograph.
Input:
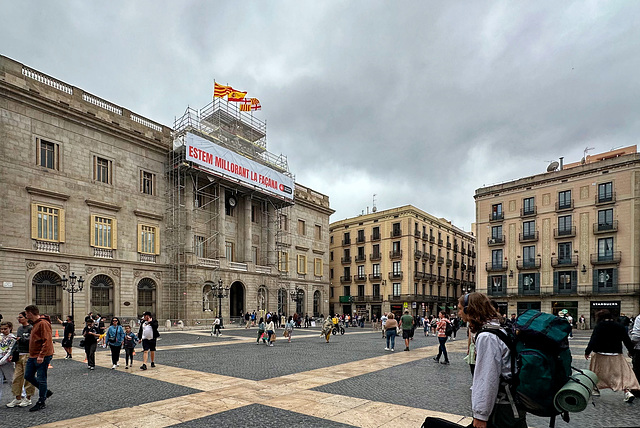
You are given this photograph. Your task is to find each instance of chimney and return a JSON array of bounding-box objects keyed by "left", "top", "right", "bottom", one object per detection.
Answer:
[{"left": 559, "top": 157, "right": 564, "bottom": 170}]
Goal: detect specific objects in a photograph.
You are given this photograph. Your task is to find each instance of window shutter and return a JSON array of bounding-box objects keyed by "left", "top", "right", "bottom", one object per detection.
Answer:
[
  {"left": 553, "top": 271, "right": 558, "bottom": 294},
  {"left": 93, "top": 156, "right": 97, "bottom": 180},
  {"left": 612, "top": 268, "right": 618, "bottom": 291},
  {"left": 140, "top": 170, "right": 143, "bottom": 193},
  {"left": 487, "top": 275, "right": 491, "bottom": 293},
  {"left": 278, "top": 252, "right": 282, "bottom": 271},
  {"left": 571, "top": 270, "right": 577, "bottom": 291},
  {"left": 90, "top": 215, "right": 96, "bottom": 247},
  {"left": 154, "top": 227, "right": 161, "bottom": 255},
  {"left": 518, "top": 273, "right": 523, "bottom": 295},
  {"left": 58, "top": 208, "right": 65, "bottom": 242},
  {"left": 112, "top": 219, "right": 117, "bottom": 249},
  {"left": 592, "top": 268, "right": 598, "bottom": 293},
  {"left": 31, "top": 203, "right": 38, "bottom": 239},
  {"left": 137, "top": 224, "right": 143, "bottom": 252},
  {"left": 501, "top": 275, "right": 507, "bottom": 292},
  {"left": 535, "top": 273, "right": 540, "bottom": 292}
]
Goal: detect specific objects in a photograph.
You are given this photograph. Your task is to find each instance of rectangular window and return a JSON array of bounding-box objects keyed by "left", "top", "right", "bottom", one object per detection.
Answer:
[
  {"left": 315, "top": 225, "right": 322, "bottom": 240},
  {"left": 558, "top": 190, "right": 572, "bottom": 209},
  {"left": 373, "top": 283, "right": 380, "bottom": 297},
  {"left": 557, "top": 271, "right": 576, "bottom": 291},
  {"left": 330, "top": 251, "right": 333, "bottom": 261},
  {"left": 330, "top": 287, "right": 334, "bottom": 298},
  {"left": 392, "top": 261, "right": 401, "bottom": 275},
  {"left": 490, "top": 275, "right": 503, "bottom": 292},
  {"left": 298, "top": 220, "right": 306, "bottom": 236},
  {"left": 491, "top": 225, "right": 502, "bottom": 239},
  {"left": 91, "top": 216, "right": 117, "bottom": 249},
  {"left": 357, "top": 229, "right": 365, "bottom": 242},
  {"left": 392, "top": 283, "right": 401, "bottom": 296},
  {"left": 598, "top": 209, "right": 614, "bottom": 229},
  {"left": 558, "top": 242, "right": 572, "bottom": 262},
  {"left": 343, "top": 231, "right": 350, "bottom": 244},
  {"left": 297, "top": 254, "right": 307, "bottom": 274},
  {"left": 595, "top": 268, "right": 614, "bottom": 289},
  {"left": 558, "top": 215, "right": 572, "bottom": 234},
  {"left": 372, "top": 226, "right": 380, "bottom": 240},
  {"left": 140, "top": 171, "right": 155, "bottom": 195},
  {"left": 279, "top": 214, "right": 288, "bottom": 230},
  {"left": 521, "top": 272, "right": 537, "bottom": 291},
  {"left": 252, "top": 246, "right": 258, "bottom": 264},
  {"left": 392, "top": 241, "right": 401, "bottom": 252},
  {"left": 225, "top": 242, "right": 234, "bottom": 261},
  {"left": 94, "top": 156, "right": 112, "bottom": 184},
  {"left": 330, "top": 268, "right": 334, "bottom": 279},
  {"left": 358, "top": 284, "right": 365, "bottom": 296},
  {"left": 194, "top": 235, "right": 205, "bottom": 258},
  {"left": 225, "top": 193, "right": 235, "bottom": 217},
  {"left": 392, "top": 222, "right": 401, "bottom": 236},
  {"left": 523, "top": 197, "right": 535, "bottom": 215},
  {"left": 491, "top": 203, "right": 503, "bottom": 220},
  {"left": 597, "top": 238, "right": 613, "bottom": 261},
  {"left": 357, "top": 265, "right": 365, "bottom": 277},
  {"left": 372, "top": 244, "right": 380, "bottom": 258},
  {"left": 279, "top": 251, "right": 289, "bottom": 272},
  {"left": 314, "top": 258, "right": 323, "bottom": 276},
  {"left": 37, "top": 138, "right": 59, "bottom": 170},
  {"left": 32, "top": 204, "right": 64, "bottom": 242},
  {"left": 372, "top": 264, "right": 380, "bottom": 276},
  {"left": 491, "top": 249, "right": 503, "bottom": 267},
  {"left": 251, "top": 205, "right": 258, "bottom": 223},
  {"left": 343, "top": 266, "right": 351, "bottom": 278},
  {"left": 522, "top": 246, "right": 535, "bottom": 267},
  {"left": 138, "top": 224, "right": 159, "bottom": 255},
  {"left": 598, "top": 182, "right": 613, "bottom": 202},
  {"left": 344, "top": 286, "right": 351, "bottom": 296},
  {"left": 522, "top": 220, "right": 535, "bottom": 238}
]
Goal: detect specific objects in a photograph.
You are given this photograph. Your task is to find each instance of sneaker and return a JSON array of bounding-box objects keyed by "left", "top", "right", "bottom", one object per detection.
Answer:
[
  {"left": 140, "top": 364, "right": 147, "bottom": 370},
  {"left": 125, "top": 366, "right": 128, "bottom": 369},
  {"left": 384, "top": 347, "right": 389, "bottom": 351},
  {"left": 391, "top": 348, "right": 394, "bottom": 352},
  {"left": 624, "top": 391, "right": 635, "bottom": 403},
  {"left": 269, "top": 344, "right": 274, "bottom": 347},
  {"left": 29, "top": 401, "right": 46, "bottom": 412},
  {"left": 116, "top": 363, "right": 119, "bottom": 367},
  {"left": 441, "top": 361, "right": 450, "bottom": 365},
  {"left": 111, "top": 364, "right": 117, "bottom": 370},
  {"left": 18, "top": 398, "right": 32, "bottom": 407},
  {"left": 89, "top": 366, "right": 95, "bottom": 370},
  {"left": 6, "top": 398, "right": 22, "bottom": 408},
  {"left": 150, "top": 362, "right": 156, "bottom": 368},
  {"left": 433, "top": 357, "right": 439, "bottom": 363},
  {"left": 46, "top": 390, "right": 53, "bottom": 398}
]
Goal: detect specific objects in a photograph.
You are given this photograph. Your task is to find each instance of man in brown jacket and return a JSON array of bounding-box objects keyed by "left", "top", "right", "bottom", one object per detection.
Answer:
[{"left": 23, "top": 305, "right": 54, "bottom": 412}]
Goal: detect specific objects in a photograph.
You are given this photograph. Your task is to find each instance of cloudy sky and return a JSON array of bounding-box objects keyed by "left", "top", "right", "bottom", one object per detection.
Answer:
[{"left": 3, "top": 1, "right": 640, "bottom": 230}]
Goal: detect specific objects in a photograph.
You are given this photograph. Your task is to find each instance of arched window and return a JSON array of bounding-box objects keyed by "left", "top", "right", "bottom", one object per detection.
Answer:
[
  {"left": 295, "top": 289, "right": 305, "bottom": 315},
  {"left": 257, "top": 286, "right": 267, "bottom": 312},
  {"left": 91, "top": 275, "right": 114, "bottom": 317},
  {"left": 313, "top": 290, "right": 321, "bottom": 317},
  {"left": 203, "top": 283, "right": 214, "bottom": 312},
  {"left": 137, "top": 278, "right": 156, "bottom": 317},
  {"left": 32, "top": 271, "right": 62, "bottom": 320}
]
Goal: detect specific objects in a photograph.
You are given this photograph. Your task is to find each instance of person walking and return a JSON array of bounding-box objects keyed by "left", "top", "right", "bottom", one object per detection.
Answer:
[
  {"left": 105, "top": 317, "right": 125, "bottom": 370},
  {"left": 56, "top": 316, "right": 74, "bottom": 359},
  {"left": 0, "top": 322, "right": 17, "bottom": 405},
  {"left": 578, "top": 314, "right": 587, "bottom": 330},
  {"left": 458, "top": 292, "right": 527, "bottom": 428},
  {"left": 244, "top": 311, "right": 251, "bottom": 329},
  {"left": 321, "top": 317, "right": 333, "bottom": 343},
  {"left": 630, "top": 314, "right": 640, "bottom": 388},
  {"left": 265, "top": 317, "right": 275, "bottom": 347},
  {"left": 399, "top": 310, "right": 414, "bottom": 351},
  {"left": 585, "top": 309, "right": 639, "bottom": 402},
  {"left": 138, "top": 312, "right": 159, "bottom": 370},
  {"left": 433, "top": 311, "right": 451, "bottom": 365},
  {"left": 22, "top": 305, "right": 54, "bottom": 412},
  {"left": 122, "top": 325, "right": 138, "bottom": 369},
  {"left": 256, "top": 317, "right": 267, "bottom": 345},
  {"left": 285, "top": 316, "right": 294, "bottom": 343},
  {"left": 380, "top": 313, "right": 388, "bottom": 339},
  {"left": 6, "top": 312, "right": 36, "bottom": 408},
  {"left": 82, "top": 319, "right": 99, "bottom": 370},
  {"left": 384, "top": 313, "right": 398, "bottom": 352}
]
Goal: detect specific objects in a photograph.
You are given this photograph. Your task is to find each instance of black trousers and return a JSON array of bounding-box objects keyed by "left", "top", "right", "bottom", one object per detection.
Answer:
[
  {"left": 125, "top": 348, "right": 134, "bottom": 365},
  {"left": 85, "top": 343, "right": 97, "bottom": 367},
  {"left": 109, "top": 344, "right": 121, "bottom": 365}
]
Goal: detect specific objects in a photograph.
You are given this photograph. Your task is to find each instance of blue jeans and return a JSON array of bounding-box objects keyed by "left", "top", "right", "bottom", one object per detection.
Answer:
[
  {"left": 436, "top": 337, "right": 449, "bottom": 362},
  {"left": 24, "top": 355, "right": 52, "bottom": 403},
  {"left": 386, "top": 329, "right": 397, "bottom": 349}
]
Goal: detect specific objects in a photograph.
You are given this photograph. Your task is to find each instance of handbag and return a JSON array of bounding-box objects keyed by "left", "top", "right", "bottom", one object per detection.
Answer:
[
  {"left": 78, "top": 339, "right": 85, "bottom": 347},
  {"left": 396, "top": 326, "right": 402, "bottom": 334},
  {"left": 283, "top": 330, "right": 289, "bottom": 337},
  {"left": 270, "top": 333, "right": 276, "bottom": 342},
  {"left": 11, "top": 346, "right": 20, "bottom": 363}
]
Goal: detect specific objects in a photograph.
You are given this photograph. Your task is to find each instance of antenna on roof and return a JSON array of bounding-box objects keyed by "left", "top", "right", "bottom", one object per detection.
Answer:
[
  {"left": 547, "top": 161, "right": 559, "bottom": 172},
  {"left": 372, "top": 194, "right": 377, "bottom": 213}
]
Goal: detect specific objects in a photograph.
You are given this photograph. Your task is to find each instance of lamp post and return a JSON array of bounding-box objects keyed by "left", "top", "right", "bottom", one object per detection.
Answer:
[
  {"left": 61, "top": 272, "right": 84, "bottom": 322},
  {"left": 212, "top": 279, "right": 230, "bottom": 326},
  {"left": 289, "top": 285, "right": 304, "bottom": 314}
]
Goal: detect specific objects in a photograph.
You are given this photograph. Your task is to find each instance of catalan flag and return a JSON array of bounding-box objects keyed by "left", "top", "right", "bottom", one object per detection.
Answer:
[
  {"left": 214, "top": 82, "right": 232, "bottom": 98},
  {"left": 250, "top": 98, "right": 261, "bottom": 111}
]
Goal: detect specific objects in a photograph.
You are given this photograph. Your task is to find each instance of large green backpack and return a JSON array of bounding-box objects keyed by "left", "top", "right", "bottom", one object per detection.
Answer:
[{"left": 478, "top": 310, "right": 573, "bottom": 427}]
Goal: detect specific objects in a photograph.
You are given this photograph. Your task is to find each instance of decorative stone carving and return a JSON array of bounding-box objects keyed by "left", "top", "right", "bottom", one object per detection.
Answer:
[
  {"left": 56, "top": 264, "right": 68, "bottom": 272},
  {"left": 542, "top": 193, "right": 550, "bottom": 206},
  {"left": 26, "top": 261, "right": 40, "bottom": 270},
  {"left": 153, "top": 271, "right": 162, "bottom": 280},
  {"left": 134, "top": 270, "right": 142, "bottom": 278},
  {"left": 109, "top": 268, "right": 120, "bottom": 278},
  {"left": 85, "top": 267, "right": 96, "bottom": 275},
  {"left": 580, "top": 186, "right": 589, "bottom": 200}
]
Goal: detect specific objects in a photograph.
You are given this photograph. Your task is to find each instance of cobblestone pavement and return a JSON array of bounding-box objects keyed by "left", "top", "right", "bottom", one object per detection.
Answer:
[{"left": 2, "top": 327, "right": 638, "bottom": 428}]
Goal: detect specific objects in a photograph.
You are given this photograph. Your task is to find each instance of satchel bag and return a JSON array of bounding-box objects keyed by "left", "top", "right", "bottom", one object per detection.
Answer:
[
  {"left": 283, "top": 330, "right": 289, "bottom": 338},
  {"left": 11, "top": 345, "right": 20, "bottom": 363}
]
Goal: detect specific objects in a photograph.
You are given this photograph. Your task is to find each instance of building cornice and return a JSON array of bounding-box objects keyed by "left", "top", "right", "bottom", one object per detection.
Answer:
[
  {"left": 133, "top": 210, "right": 164, "bottom": 221},
  {"left": 85, "top": 199, "right": 122, "bottom": 212},
  {"left": 26, "top": 186, "right": 70, "bottom": 201}
]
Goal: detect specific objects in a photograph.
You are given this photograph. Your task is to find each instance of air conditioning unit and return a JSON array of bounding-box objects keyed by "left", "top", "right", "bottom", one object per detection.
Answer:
[{"left": 488, "top": 239, "right": 496, "bottom": 244}]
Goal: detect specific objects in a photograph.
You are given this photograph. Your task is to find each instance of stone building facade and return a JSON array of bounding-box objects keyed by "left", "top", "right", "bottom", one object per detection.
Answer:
[
  {"left": 0, "top": 55, "right": 333, "bottom": 325},
  {"left": 329, "top": 205, "right": 476, "bottom": 319},
  {"left": 475, "top": 147, "right": 640, "bottom": 326}
]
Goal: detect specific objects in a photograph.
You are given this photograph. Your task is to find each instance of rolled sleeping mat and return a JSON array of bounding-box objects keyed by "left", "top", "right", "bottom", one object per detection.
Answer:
[{"left": 554, "top": 369, "right": 599, "bottom": 413}]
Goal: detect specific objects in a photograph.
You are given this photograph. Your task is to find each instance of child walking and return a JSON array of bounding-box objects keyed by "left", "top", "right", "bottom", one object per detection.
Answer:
[{"left": 122, "top": 325, "right": 138, "bottom": 369}]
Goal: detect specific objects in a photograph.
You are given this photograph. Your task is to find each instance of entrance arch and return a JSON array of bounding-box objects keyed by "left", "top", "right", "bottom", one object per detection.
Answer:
[
  {"left": 137, "top": 278, "right": 157, "bottom": 318},
  {"left": 295, "top": 289, "right": 305, "bottom": 315},
  {"left": 277, "top": 288, "right": 288, "bottom": 315},
  {"left": 32, "top": 270, "right": 62, "bottom": 320},
  {"left": 313, "top": 290, "right": 321, "bottom": 317},
  {"left": 91, "top": 274, "right": 114, "bottom": 317},
  {"left": 229, "top": 281, "right": 244, "bottom": 317}
]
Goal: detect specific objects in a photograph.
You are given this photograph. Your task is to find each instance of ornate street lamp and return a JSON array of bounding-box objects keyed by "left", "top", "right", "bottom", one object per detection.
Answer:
[
  {"left": 212, "top": 279, "right": 230, "bottom": 326},
  {"left": 290, "top": 285, "right": 304, "bottom": 314},
  {"left": 61, "top": 272, "right": 84, "bottom": 322}
]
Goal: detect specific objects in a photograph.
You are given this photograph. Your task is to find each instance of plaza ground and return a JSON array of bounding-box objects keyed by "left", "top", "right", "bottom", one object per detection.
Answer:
[{"left": 2, "top": 326, "right": 638, "bottom": 428}]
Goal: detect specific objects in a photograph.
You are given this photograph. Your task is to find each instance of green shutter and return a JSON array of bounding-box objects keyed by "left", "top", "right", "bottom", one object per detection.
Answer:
[
  {"left": 518, "top": 273, "right": 523, "bottom": 295},
  {"left": 487, "top": 275, "right": 492, "bottom": 294},
  {"left": 612, "top": 268, "right": 618, "bottom": 293},
  {"left": 553, "top": 271, "right": 558, "bottom": 294},
  {"left": 592, "top": 268, "right": 598, "bottom": 293},
  {"left": 535, "top": 273, "right": 540, "bottom": 293},
  {"left": 571, "top": 271, "right": 577, "bottom": 292}
]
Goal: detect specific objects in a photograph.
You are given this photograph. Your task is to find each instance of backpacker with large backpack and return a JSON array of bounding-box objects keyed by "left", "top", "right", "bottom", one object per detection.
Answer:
[{"left": 477, "top": 310, "right": 595, "bottom": 428}]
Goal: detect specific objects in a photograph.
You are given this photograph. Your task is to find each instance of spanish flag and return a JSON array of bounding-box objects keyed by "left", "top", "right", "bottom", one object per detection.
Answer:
[
  {"left": 228, "top": 90, "right": 248, "bottom": 102},
  {"left": 214, "top": 83, "right": 232, "bottom": 98}
]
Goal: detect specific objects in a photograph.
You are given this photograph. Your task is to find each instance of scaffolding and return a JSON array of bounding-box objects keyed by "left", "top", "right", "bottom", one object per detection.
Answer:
[{"left": 165, "top": 99, "right": 295, "bottom": 324}]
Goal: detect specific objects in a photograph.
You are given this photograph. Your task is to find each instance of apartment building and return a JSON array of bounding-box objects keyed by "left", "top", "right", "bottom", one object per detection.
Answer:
[
  {"left": 475, "top": 147, "right": 640, "bottom": 326},
  {"left": 0, "top": 55, "right": 333, "bottom": 324},
  {"left": 328, "top": 205, "right": 476, "bottom": 319}
]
